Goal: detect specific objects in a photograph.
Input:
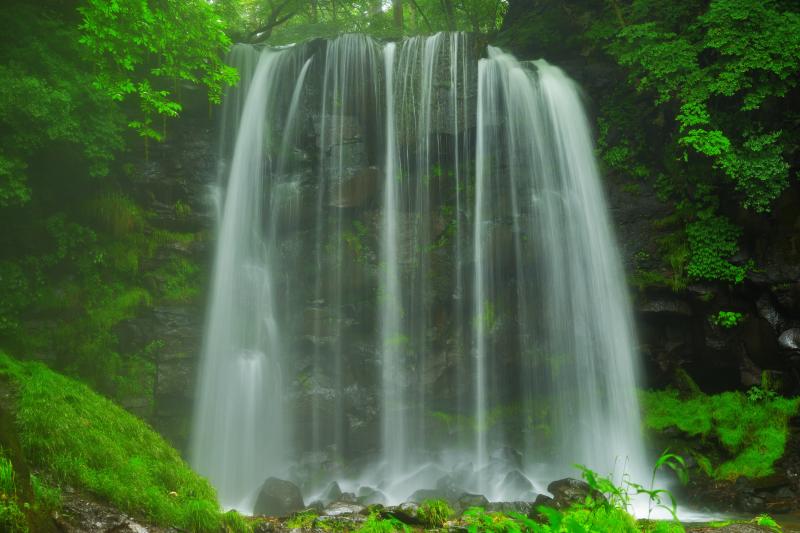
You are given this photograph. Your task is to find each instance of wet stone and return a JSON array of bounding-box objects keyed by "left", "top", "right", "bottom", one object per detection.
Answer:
[
  {"left": 253, "top": 477, "right": 305, "bottom": 517},
  {"left": 323, "top": 501, "right": 367, "bottom": 516},
  {"left": 321, "top": 481, "right": 342, "bottom": 505},
  {"left": 502, "top": 469, "right": 534, "bottom": 498},
  {"left": 456, "top": 492, "right": 489, "bottom": 511}
]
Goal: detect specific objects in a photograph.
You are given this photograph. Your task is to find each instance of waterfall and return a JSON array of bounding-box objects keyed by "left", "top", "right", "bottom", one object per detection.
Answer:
[
  {"left": 474, "top": 48, "right": 647, "bottom": 485},
  {"left": 191, "top": 45, "right": 310, "bottom": 509},
  {"left": 192, "top": 33, "right": 647, "bottom": 512}
]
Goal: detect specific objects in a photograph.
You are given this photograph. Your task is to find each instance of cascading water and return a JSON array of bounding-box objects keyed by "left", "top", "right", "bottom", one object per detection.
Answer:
[
  {"left": 474, "top": 48, "right": 647, "bottom": 486},
  {"left": 192, "top": 32, "right": 648, "bottom": 513},
  {"left": 380, "top": 32, "right": 473, "bottom": 490},
  {"left": 191, "top": 45, "right": 311, "bottom": 510}
]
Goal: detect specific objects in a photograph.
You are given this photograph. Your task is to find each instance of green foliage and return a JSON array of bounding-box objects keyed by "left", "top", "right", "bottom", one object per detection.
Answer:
[
  {"left": 685, "top": 213, "right": 749, "bottom": 283},
  {"left": 287, "top": 510, "right": 318, "bottom": 529},
  {"left": 753, "top": 514, "right": 782, "bottom": 532},
  {"left": 641, "top": 388, "right": 800, "bottom": 479},
  {"left": 0, "top": 499, "right": 27, "bottom": 533},
  {"left": 78, "top": 0, "right": 237, "bottom": 142},
  {"left": 0, "top": 352, "right": 222, "bottom": 531},
  {"left": 154, "top": 257, "right": 202, "bottom": 303},
  {"left": 0, "top": 184, "right": 202, "bottom": 404},
  {"left": 462, "top": 507, "right": 529, "bottom": 532},
  {"left": 604, "top": 0, "right": 798, "bottom": 213},
  {"left": 576, "top": 450, "right": 687, "bottom": 524},
  {"left": 261, "top": 0, "right": 507, "bottom": 44},
  {"left": 0, "top": 3, "right": 124, "bottom": 207},
  {"left": 355, "top": 512, "right": 409, "bottom": 533},
  {"left": 0, "top": 0, "right": 234, "bottom": 206},
  {"left": 711, "top": 310, "right": 744, "bottom": 328},
  {"left": 417, "top": 499, "right": 453, "bottom": 527},
  {"left": 586, "top": 0, "right": 800, "bottom": 282}
]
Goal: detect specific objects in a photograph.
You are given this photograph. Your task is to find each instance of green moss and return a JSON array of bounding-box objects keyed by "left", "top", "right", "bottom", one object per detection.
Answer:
[
  {"left": 417, "top": 498, "right": 453, "bottom": 527},
  {"left": 641, "top": 388, "right": 800, "bottom": 479},
  {"left": 151, "top": 257, "right": 201, "bottom": 303},
  {"left": 631, "top": 269, "right": 672, "bottom": 291},
  {"left": 0, "top": 352, "right": 222, "bottom": 531}
]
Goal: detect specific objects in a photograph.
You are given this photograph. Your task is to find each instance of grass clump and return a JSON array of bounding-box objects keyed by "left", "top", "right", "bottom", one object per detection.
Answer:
[
  {"left": 221, "top": 509, "right": 253, "bottom": 533},
  {"left": 0, "top": 452, "right": 60, "bottom": 533},
  {"left": 0, "top": 352, "right": 222, "bottom": 531},
  {"left": 416, "top": 498, "right": 453, "bottom": 527},
  {"left": 0, "top": 456, "right": 27, "bottom": 533},
  {"left": 462, "top": 507, "right": 531, "bottom": 532},
  {"left": 286, "top": 510, "right": 318, "bottom": 529},
  {"left": 641, "top": 387, "right": 799, "bottom": 479},
  {"left": 355, "top": 511, "right": 409, "bottom": 532}
]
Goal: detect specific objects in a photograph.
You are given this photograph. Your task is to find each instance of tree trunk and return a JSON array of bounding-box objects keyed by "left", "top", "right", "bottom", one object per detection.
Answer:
[
  {"left": 394, "top": 0, "right": 404, "bottom": 31},
  {"left": 441, "top": 0, "right": 456, "bottom": 30}
]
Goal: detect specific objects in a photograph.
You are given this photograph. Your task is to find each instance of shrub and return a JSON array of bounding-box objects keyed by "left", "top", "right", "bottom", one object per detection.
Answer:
[
  {"left": 355, "top": 512, "right": 409, "bottom": 533},
  {"left": 416, "top": 498, "right": 453, "bottom": 527}
]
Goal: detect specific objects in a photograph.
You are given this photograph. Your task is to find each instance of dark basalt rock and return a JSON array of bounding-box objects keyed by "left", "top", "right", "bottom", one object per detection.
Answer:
[
  {"left": 356, "top": 486, "right": 387, "bottom": 505},
  {"left": 321, "top": 480, "right": 343, "bottom": 505},
  {"left": 457, "top": 492, "right": 490, "bottom": 511},
  {"left": 435, "top": 474, "right": 462, "bottom": 494},
  {"left": 306, "top": 500, "right": 325, "bottom": 512},
  {"left": 778, "top": 328, "right": 800, "bottom": 352},
  {"left": 529, "top": 494, "right": 556, "bottom": 519},
  {"left": 408, "top": 488, "right": 449, "bottom": 504},
  {"left": 328, "top": 165, "right": 379, "bottom": 208},
  {"left": 384, "top": 502, "right": 422, "bottom": 525},
  {"left": 736, "top": 492, "right": 766, "bottom": 513},
  {"left": 639, "top": 298, "right": 693, "bottom": 316},
  {"left": 490, "top": 446, "right": 524, "bottom": 469},
  {"left": 487, "top": 501, "right": 534, "bottom": 515},
  {"left": 253, "top": 477, "right": 305, "bottom": 517},
  {"left": 756, "top": 294, "right": 786, "bottom": 332},
  {"left": 502, "top": 469, "right": 534, "bottom": 498},
  {"left": 546, "top": 478, "right": 603, "bottom": 509},
  {"left": 340, "top": 491, "right": 358, "bottom": 503}
]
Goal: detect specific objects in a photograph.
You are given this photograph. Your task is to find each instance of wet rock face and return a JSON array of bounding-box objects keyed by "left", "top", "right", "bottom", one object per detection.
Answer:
[
  {"left": 606, "top": 174, "right": 800, "bottom": 394},
  {"left": 254, "top": 478, "right": 306, "bottom": 517}
]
